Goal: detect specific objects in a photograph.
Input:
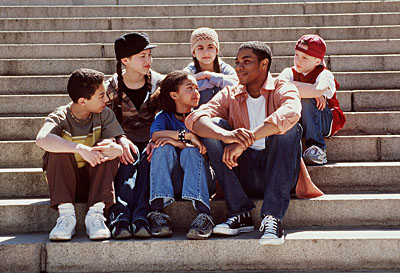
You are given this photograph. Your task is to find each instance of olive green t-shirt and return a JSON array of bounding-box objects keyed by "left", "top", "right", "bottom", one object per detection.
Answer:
[{"left": 38, "top": 102, "right": 125, "bottom": 168}]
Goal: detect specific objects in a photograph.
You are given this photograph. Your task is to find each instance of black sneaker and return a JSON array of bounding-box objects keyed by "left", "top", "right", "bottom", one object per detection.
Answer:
[
  {"left": 258, "top": 215, "right": 284, "bottom": 245},
  {"left": 110, "top": 221, "right": 131, "bottom": 239},
  {"left": 187, "top": 213, "right": 215, "bottom": 240},
  {"left": 147, "top": 211, "right": 172, "bottom": 237},
  {"left": 132, "top": 220, "right": 152, "bottom": 238},
  {"left": 213, "top": 212, "right": 254, "bottom": 235}
]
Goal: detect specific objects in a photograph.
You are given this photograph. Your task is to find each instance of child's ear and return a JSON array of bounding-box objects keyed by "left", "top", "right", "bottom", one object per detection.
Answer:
[
  {"left": 77, "top": 97, "right": 86, "bottom": 105},
  {"left": 261, "top": 59, "right": 269, "bottom": 69},
  {"left": 170, "top": 91, "right": 179, "bottom": 100},
  {"left": 192, "top": 51, "right": 196, "bottom": 58},
  {"left": 121, "top": 57, "right": 129, "bottom": 66}
]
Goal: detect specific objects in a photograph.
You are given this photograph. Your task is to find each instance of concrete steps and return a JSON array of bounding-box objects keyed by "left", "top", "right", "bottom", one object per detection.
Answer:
[
  {"left": 1, "top": 229, "right": 399, "bottom": 273},
  {"left": 1, "top": 0, "right": 399, "bottom": 272},
  {"left": 2, "top": 2, "right": 400, "bottom": 17},
  {"left": 2, "top": 162, "right": 400, "bottom": 198},
  {"left": 3, "top": 39, "right": 400, "bottom": 59},
  {"left": 3, "top": 13, "right": 400, "bottom": 31},
  {"left": 2, "top": 25, "right": 400, "bottom": 44},
  {"left": 2, "top": 54, "right": 400, "bottom": 75},
  {"left": 1, "top": 194, "right": 399, "bottom": 234}
]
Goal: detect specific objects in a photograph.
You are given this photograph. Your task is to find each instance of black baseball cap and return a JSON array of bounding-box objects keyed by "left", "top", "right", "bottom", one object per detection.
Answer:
[{"left": 114, "top": 32, "right": 157, "bottom": 60}]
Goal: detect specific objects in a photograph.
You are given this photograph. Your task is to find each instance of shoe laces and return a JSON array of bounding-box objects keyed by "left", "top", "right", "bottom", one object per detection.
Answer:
[
  {"left": 304, "top": 145, "right": 324, "bottom": 157},
  {"left": 225, "top": 215, "right": 239, "bottom": 225},
  {"left": 149, "top": 211, "right": 170, "bottom": 226},
  {"left": 191, "top": 213, "right": 214, "bottom": 228},
  {"left": 56, "top": 215, "right": 74, "bottom": 228},
  {"left": 259, "top": 215, "right": 279, "bottom": 234}
]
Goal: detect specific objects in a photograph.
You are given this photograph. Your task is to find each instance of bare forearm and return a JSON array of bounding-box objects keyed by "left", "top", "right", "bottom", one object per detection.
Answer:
[
  {"left": 36, "top": 133, "right": 80, "bottom": 153},
  {"left": 191, "top": 116, "right": 226, "bottom": 140},
  {"left": 252, "top": 122, "right": 280, "bottom": 141},
  {"left": 152, "top": 130, "right": 179, "bottom": 142},
  {"left": 292, "top": 81, "right": 328, "bottom": 98}
]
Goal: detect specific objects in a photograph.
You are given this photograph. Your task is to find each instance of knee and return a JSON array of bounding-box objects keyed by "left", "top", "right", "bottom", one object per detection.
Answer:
[
  {"left": 272, "top": 124, "right": 302, "bottom": 144},
  {"left": 301, "top": 98, "right": 318, "bottom": 113},
  {"left": 152, "top": 144, "right": 176, "bottom": 157},
  {"left": 210, "top": 117, "right": 232, "bottom": 130},
  {"left": 181, "top": 147, "right": 201, "bottom": 159}
]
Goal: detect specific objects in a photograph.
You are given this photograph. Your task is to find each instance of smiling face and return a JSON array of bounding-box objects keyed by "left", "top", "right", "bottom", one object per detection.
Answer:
[
  {"left": 235, "top": 48, "right": 268, "bottom": 86},
  {"left": 192, "top": 42, "right": 218, "bottom": 66},
  {"left": 122, "top": 49, "right": 153, "bottom": 75},
  {"left": 294, "top": 49, "right": 322, "bottom": 74},
  {"left": 171, "top": 75, "right": 200, "bottom": 109},
  {"left": 83, "top": 83, "right": 107, "bottom": 113}
]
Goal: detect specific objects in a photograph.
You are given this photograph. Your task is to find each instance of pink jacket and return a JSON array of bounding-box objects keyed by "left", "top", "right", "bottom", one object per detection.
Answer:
[{"left": 185, "top": 73, "right": 323, "bottom": 199}]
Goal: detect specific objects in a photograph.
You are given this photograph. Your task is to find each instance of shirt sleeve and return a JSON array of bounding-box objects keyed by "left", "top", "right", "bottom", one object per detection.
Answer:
[
  {"left": 316, "top": 69, "right": 336, "bottom": 99},
  {"left": 36, "top": 108, "right": 65, "bottom": 138},
  {"left": 100, "top": 107, "right": 125, "bottom": 139},
  {"left": 277, "top": 68, "right": 294, "bottom": 81},
  {"left": 185, "top": 86, "right": 231, "bottom": 132},
  {"left": 150, "top": 111, "right": 169, "bottom": 137},
  {"left": 208, "top": 62, "right": 239, "bottom": 88},
  {"left": 264, "top": 80, "right": 302, "bottom": 134}
]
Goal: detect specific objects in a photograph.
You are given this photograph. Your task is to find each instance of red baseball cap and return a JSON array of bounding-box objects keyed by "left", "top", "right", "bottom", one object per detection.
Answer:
[{"left": 295, "top": 34, "right": 326, "bottom": 61}]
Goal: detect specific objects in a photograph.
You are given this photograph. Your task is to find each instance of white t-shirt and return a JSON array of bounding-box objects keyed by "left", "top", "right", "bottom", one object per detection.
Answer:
[
  {"left": 278, "top": 67, "right": 336, "bottom": 99},
  {"left": 246, "top": 94, "right": 266, "bottom": 150}
]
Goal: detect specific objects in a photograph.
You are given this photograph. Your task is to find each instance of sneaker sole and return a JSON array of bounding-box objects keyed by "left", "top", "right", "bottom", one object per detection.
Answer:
[
  {"left": 186, "top": 229, "right": 212, "bottom": 240},
  {"left": 213, "top": 226, "right": 254, "bottom": 235},
  {"left": 151, "top": 227, "right": 172, "bottom": 238},
  {"left": 303, "top": 156, "right": 327, "bottom": 165},
  {"left": 133, "top": 228, "right": 152, "bottom": 238},
  {"left": 112, "top": 229, "right": 131, "bottom": 240},
  {"left": 258, "top": 237, "right": 285, "bottom": 246},
  {"left": 87, "top": 232, "right": 111, "bottom": 240},
  {"left": 49, "top": 230, "right": 75, "bottom": 241}
]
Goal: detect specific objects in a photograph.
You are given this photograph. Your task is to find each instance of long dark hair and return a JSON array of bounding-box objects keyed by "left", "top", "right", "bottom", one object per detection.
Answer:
[
  {"left": 150, "top": 71, "right": 189, "bottom": 114},
  {"left": 115, "top": 59, "right": 152, "bottom": 123},
  {"left": 193, "top": 56, "right": 221, "bottom": 73}
]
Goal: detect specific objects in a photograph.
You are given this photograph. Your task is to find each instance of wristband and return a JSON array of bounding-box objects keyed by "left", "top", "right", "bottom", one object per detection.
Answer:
[{"left": 178, "top": 129, "right": 186, "bottom": 142}]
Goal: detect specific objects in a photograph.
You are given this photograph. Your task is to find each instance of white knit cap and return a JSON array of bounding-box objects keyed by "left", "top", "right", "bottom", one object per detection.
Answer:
[{"left": 190, "top": 27, "right": 220, "bottom": 54}]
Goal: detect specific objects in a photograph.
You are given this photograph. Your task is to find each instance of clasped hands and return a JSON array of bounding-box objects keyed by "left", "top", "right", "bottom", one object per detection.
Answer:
[{"left": 221, "top": 128, "right": 255, "bottom": 169}]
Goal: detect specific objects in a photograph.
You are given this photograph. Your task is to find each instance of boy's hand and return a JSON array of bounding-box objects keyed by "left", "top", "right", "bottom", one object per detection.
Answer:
[
  {"left": 92, "top": 141, "right": 123, "bottom": 161},
  {"left": 187, "top": 133, "right": 207, "bottom": 154},
  {"left": 76, "top": 143, "right": 105, "bottom": 167},
  {"left": 221, "top": 128, "right": 255, "bottom": 149},
  {"left": 315, "top": 96, "right": 327, "bottom": 111},
  {"left": 116, "top": 136, "right": 138, "bottom": 165},
  {"left": 146, "top": 141, "right": 155, "bottom": 162},
  {"left": 222, "top": 143, "right": 245, "bottom": 169}
]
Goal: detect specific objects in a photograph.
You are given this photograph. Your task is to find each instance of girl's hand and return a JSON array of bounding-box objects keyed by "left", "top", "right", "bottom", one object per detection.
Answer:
[
  {"left": 116, "top": 136, "right": 138, "bottom": 165},
  {"left": 194, "top": 71, "right": 212, "bottom": 81},
  {"left": 315, "top": 96, "right": 327, "bottom": 111},
  {"left": 154, "top": 137, "right": 181, "bottom": 148},
  {"left": 187, "top": 133, "right": 207, "bottom": 154}
]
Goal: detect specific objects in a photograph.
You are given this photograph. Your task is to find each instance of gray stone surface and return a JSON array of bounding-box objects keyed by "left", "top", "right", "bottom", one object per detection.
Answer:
[
  {"left": 0, "top": 95, "right": 71, "bottom": 115},
  {"left": 353, "top": 90, "right": 400, "bottom": 111},
  {"left": 44, "top": 230, "right": 400, "bottom": 272},
  {"left": 0, "top": 233, "right": 45, "bottom": 273},
  {"left": 0, "top": 168, "right": 48, "bottom": 198},
  {"left": 381, "top": 136, "right": 400, "bottom": 161},
  {"left": 339, "top": 111, "right": 400, "bottom": 135},
  {"left": 0, "top": 141, "right": 43, "bottom": 167},
  {"left": 1, "top": 25, "right": 399, "bottom": 44},
  {"left": 2, "top": 13, "right": 400, "bottom": 31},
  {"left": 1, "top": 195, "right": 399, "bottom": 234},
  {"left": 325, "top": 136, "right": 379, "bottom": 162},
  {"left": 0, "top": 117, "right": 44, "bottom": 140}
]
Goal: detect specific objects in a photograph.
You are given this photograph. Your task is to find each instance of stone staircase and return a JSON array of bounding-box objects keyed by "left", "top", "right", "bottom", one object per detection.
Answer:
[{"left": 1, "top": 0, "right": 400, "bottom": 272}]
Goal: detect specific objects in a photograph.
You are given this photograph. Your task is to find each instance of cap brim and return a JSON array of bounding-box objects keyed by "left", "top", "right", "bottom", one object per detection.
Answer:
[{"left": 144, "top": 44, "right": 157, "bottom": 50}]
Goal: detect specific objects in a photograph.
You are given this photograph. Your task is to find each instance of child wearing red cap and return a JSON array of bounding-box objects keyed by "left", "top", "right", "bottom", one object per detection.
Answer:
[{"left": 279, "top": 34, "right": 346, "bottom": 165}]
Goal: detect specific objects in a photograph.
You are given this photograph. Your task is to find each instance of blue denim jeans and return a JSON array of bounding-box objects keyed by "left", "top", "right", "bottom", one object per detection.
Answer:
[
  {"left": 301, "top": 98, "right": 333, "bottom": 149},
  {"left": 109, "top": 149, "right": 151, "bottom": 227},
  {"left": 150, "top": 144, "right": 214, "bottom": 210},
  {"left": 201, "top": 118, "right": 302, "bottom": 221}
]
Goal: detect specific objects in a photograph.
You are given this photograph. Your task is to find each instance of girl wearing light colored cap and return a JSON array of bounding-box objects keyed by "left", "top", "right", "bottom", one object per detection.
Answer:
[
  {"left": 183, "top": 27, "right": 238, "bottom": 106},
  {"left": 105, "top": 32, "right": 164, "bottom": 239}
]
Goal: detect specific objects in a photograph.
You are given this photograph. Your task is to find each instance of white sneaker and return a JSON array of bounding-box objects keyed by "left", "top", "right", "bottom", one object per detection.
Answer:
[
  {"left": 49, "top": 203, "right": 76, "bottom": 241},
  {"left": 85, "top": 202, "right": 111, "bottom": 240}
]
